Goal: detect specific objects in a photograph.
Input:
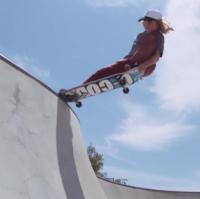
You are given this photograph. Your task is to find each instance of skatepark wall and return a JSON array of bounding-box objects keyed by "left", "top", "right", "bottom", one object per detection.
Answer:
[
  {"left": 99, "top": 177, "right": 200, "bottom": 199},
  {"left": 1, "top": 54, "right": 200, "bottom": 199},
  {"left": 0, "top": 55, "right": 107, "bottom": 199}
]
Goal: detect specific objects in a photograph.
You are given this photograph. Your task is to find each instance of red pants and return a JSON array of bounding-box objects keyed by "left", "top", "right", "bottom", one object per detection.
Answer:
[{"left": 84, "top": 59, "right": 136, "bottom": 84}]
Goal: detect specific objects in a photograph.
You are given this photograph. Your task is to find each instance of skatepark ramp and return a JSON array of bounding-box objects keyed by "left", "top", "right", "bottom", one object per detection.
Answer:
[{"left": 0, "top": 54, "right": 199, "bottom": 199}]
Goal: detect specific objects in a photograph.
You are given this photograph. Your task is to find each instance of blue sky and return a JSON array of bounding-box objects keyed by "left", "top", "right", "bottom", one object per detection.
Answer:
[{"left": 1, "top": 0, "right": 200, "bottom": 191}]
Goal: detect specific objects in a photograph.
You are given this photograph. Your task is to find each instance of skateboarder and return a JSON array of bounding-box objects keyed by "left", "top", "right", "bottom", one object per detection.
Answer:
[{"left": 84, "top": 9, "right": 173, "bottom": 84}]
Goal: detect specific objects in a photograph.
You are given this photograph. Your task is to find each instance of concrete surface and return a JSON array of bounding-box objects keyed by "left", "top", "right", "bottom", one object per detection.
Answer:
[
  {"left": 0, "top": 54, "right": 199, "bottom": 198},
  {"left": 99, "top": 178, "right": 200, "bottom": 199}
]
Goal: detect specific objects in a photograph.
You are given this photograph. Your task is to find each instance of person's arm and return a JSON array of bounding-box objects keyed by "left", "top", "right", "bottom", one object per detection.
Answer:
[{"left": 137, "top": 50, "right": 160, "bottom": 72}]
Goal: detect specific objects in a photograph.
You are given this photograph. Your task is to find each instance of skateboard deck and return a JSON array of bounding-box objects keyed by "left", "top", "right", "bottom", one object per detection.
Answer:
[{"left": 59, "top": 68, "right": 143, "bottom": 107}]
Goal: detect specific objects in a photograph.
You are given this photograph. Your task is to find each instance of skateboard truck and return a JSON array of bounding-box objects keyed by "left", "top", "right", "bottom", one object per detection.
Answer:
[
  {"left": 119, "top": 77, "right": 130, "bottom": 94},
  {"left": 59, "top": 90, "right": 83, "bottom": 108},
  {"left": 118, "top": 64, "right": 134, "bottom": 94}
]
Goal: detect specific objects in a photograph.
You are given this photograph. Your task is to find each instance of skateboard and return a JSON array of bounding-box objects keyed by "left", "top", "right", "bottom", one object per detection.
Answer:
[{"left": 59, "top": 68, "right": 143, "bottom": 107}]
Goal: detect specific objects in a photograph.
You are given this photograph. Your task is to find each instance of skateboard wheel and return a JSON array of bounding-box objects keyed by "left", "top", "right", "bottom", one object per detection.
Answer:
[
  {"left": 76, "top": 101, "right": 82, "bottom": 108},
  {"left": 123, "top": 87, "right": 129, "bottom": 94}
]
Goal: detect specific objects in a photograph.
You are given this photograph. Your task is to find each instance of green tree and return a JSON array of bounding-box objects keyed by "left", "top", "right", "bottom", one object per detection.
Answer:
[{"left": 87, "top": 144, "right": 105, "bottom": 176}]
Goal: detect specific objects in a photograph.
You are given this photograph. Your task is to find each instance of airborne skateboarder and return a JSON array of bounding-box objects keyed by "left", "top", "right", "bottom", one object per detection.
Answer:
[
  {"left": 59, "top": 10, "right": 174, "bottom": 107},
  {"left": 84, "top": 9, "right": 173, "bottom": 84}
]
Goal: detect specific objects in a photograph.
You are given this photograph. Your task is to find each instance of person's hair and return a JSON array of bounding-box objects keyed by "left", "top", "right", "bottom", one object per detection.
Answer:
[{"left": 158, "top": 19, "right": 174, "bottom": 34}]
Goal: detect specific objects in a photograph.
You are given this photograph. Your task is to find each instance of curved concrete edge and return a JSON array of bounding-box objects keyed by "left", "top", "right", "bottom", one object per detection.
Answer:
[
  {"left": 98, "top": 172, "right": 200, "bottom": 199},
  {"left": 0, "top": 54, "right": 77, "bottom": 119},
  {"left": 0, "top": 55, "right": 107, "bottom": 199}
]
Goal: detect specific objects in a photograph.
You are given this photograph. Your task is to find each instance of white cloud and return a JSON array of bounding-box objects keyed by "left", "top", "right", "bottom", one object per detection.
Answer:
[
  {"left": 153, "top": 0, "right": 200, "bottom": 113},
  {"left": 13, "top": 54, "right": 50, "bottom": 80},
  {"left": 101, "top": 0, "right": 199, "bottom": 152},
  {"left": 107, "top": 100, "right": 193, "bottom": 151},
  {"left": 97, "top": 141, "right": 137, "bottom": 167}
]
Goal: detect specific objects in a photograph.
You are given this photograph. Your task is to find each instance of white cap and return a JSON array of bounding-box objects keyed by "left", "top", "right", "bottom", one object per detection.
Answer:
[{"left": 138, "top": 10, "right": 163, "bottom": 21}]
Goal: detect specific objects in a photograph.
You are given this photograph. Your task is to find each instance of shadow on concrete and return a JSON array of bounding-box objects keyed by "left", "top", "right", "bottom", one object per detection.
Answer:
[{"left": 56, "top": 99, "right": 85, "bottom": 199}]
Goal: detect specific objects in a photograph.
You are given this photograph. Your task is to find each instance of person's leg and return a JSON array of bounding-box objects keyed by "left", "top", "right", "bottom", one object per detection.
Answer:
[{"left": 83, "top": 60, "right": 130, "bottom": 84}]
